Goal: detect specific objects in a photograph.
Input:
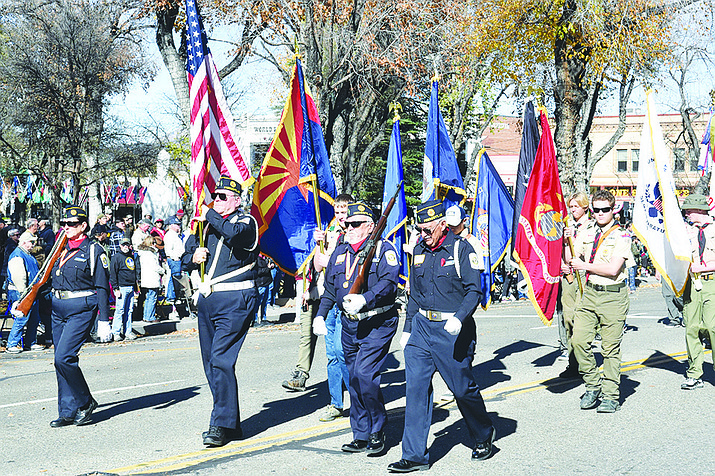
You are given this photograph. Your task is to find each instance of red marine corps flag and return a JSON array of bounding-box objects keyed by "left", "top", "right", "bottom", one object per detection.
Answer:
[{"left": 513, "top": 111, "right": 566, "bottom": 324}]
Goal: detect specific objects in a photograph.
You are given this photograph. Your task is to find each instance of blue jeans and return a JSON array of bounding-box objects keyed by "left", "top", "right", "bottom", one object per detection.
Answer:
[
  {"left": 143, "top": 288, "right": 158, "bottom": 322},
  {"left": 254, "top": 285, "right": 270, "bottom": 323},
  {"left": 112, "top": 286, "right": 135, "bottom": 336},
  {"left": 7, "top": 289, "right": 39, "bottom": 348},
  {"left": 628, "top": 266, "right": 637, "bottom": 291},
  {"left": 166, "top": 259, "right": 182, "bottom": 301},
  {"left": 325, "top": 305, "right": 349, "bottom": 408}
]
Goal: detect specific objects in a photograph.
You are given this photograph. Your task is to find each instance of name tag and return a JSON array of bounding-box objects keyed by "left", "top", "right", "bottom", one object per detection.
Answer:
[
  {"left": 335, "top": 253, "right": 346, "bottom": 264},
  {"left": 444, "top": 259, "right": 455, "bottom": 266},
  {"left": 414, "top": 254, "right": 425, "bottom": 265}
]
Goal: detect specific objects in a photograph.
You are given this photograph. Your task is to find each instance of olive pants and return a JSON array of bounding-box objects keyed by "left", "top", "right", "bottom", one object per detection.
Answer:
[
  {"left": 572, "top": 285, "right": 629, "bottom": 401},
  {"left": 683, "top": 278, "right": 715, "bottom": 379}
]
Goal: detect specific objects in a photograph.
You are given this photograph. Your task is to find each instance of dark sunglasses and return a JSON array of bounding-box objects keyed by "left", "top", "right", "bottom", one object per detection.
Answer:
[
  {"left": 211, "top": 192, "right": 236, "bottom": 201},
  {"left": 417, "top": 225, "right": 435, "bottom": 235},
  {"left": 60, "top": 220, "right": 82, "bottom": 227},
  {"left": 345, "top": 221, "right": 368, "bottom": 229},
  {"left": 592, "top": 207, "right": 612, "bottom": 214}
]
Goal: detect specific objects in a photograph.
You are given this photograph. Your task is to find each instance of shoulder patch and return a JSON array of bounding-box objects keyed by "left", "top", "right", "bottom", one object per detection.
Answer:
[
  {"left": 414, "top": 254, "right": 425, "bottom": 265},
  {"left": 100, "top": 254, "right": 109, "bottom": 269},
  {"left": 384, "top": 249, "right": 398, "bottom": 267},
  {"left": 469, "top": 252, "right": 480, "bottom": 270}
]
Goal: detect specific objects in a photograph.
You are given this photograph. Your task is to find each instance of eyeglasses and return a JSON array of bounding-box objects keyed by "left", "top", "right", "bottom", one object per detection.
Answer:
[
  {"left": 417, "top": 225, "right": 436, "bottom": 235},
  {"left": 592, "top": 207, "right": 612, "bottom": 214},
  {"left": 212, "top": 192, "right": 237, "bottom": 201},
  {"left": 345, "top": 221, "right": 368, "bottom": 229},
  {"left": 60, "top": 220, "right": 82, "bottom": 227}
]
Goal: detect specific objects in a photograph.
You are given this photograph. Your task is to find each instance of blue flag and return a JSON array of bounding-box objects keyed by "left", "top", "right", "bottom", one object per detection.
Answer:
[
  {"left": 422, "top": 80, "right": 465, "bottom": 208},
  {"left": 472, "top": 149, "right": 514, "bottom": 309},
  {"left": 511, "top": 101, "right": 539, "bottom": 254},
  {"left": 382, "top": 119, "right": 408, "bottom": 287},
  {"left": 251, "top": 59, "right": 336, "bottom": 275}
]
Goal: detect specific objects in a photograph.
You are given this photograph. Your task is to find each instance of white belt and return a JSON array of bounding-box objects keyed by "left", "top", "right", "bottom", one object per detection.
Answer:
[
  {"left": 54, "top": 290, "right": 94, "bottom": 300},
  {"left": 419, "top": 309, "right": 455, "bottom": 322},
  {"left": 346, "top": 304, "right": 395, "bottom": 321},
  {"left": 211, "top": 281, "right": 255, "bottom": 292}
]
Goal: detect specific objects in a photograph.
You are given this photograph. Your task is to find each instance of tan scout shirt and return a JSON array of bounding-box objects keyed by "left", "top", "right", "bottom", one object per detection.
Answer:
[
  {"left": 574, "top": 220, "right": 635, "bottom": 285},
  {"left": 684, "top": 222, "right": 715, "bottom": 265}
]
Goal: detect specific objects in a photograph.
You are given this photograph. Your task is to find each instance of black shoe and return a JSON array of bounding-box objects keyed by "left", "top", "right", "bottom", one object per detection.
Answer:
[
  {"left": 203, "top": 426, "right": 228, "bottom": 447},
  {"left": 387, "top": 459, "right": 429, "bottom": 472},
  {"left": 472, "top": 427, "right": 496, "bottom": 461},
  {"left": 50, "top": 417, "right": 75, "bottom": 428},
  {"left": 202, "top": 426, "right": 243, "bottom": 441},
  {"left": 73, "top": 398, "right": 98, "bottom": 426},
  {"left": 341, "top": 439, "right": 368, "bottom": 453},
  {"left": 559, "top": 365, "right": 580, "bottom": 378},
  {"left": 580, "top": 389, "right": 601, "bottom": 410},
  {"left": 366, "top": 431, "right": 385, "bottom": 456}
]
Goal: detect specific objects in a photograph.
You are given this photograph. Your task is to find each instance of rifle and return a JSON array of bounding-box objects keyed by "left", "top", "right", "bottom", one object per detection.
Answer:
[
  {"left": 348, "top": 181, "right": 403, "bottom": 295},
  {"left": 12, "top": 229, "right": 68, "bottom": 317}
]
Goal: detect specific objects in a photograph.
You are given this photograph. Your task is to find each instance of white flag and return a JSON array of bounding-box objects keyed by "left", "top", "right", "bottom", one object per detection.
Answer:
[{"left": 632, "top": 90, "right": 691, "bottom": 296}]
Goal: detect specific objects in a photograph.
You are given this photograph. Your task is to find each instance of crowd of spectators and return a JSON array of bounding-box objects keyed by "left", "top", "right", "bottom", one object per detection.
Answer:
[{"left": 0, "top": 209, "right": 189, "bottom": 351}]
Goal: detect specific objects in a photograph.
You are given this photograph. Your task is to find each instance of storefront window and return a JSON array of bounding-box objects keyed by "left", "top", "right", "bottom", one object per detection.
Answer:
[
  {"left": 616, "top": 149, "right": 628, "bottom": 172},
  {"left": 674, "top": 148, "right": 686, "bottom": 172}
]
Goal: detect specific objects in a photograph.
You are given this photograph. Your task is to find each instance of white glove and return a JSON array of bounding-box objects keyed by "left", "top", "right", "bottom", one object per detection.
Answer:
[
  {"left": 342, "top": 294, "right": 366, "bottom": 315},
  {"left": 312, "top": 315, "right": 328, "bottom": 336},
  {"left": 114, "top": 289, "right": 122, "bottom": 299},
  {"left": 399, "top": 332, "right": 411, "bottom": 349},
  {"left": 97, "top": 321, "right": 113, "bottom": 343},
  {"left": 443, "top": 316, "right": 462, "bottom": 336},
  {"left": 10, "top": 301, "right": 25, "bottom": 318}
]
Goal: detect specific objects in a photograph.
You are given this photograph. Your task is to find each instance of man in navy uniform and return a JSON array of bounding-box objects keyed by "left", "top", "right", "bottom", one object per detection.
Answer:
[
  {"left": 388, "top": 200, "right": 495, "bottom": 473},
  {"left": 182, "top": 175, "right": 259, "bottom": 447},
  {"left": 314, "top": 202, "right": 399, "bottom": 455},
  {"left": 50, "top": 206, "right": 111, "bottom": 428}
]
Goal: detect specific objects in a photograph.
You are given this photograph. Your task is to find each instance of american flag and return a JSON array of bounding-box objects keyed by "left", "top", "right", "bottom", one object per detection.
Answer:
[{"left": 185, "top": 0, "right": 253, "bottom": 216}]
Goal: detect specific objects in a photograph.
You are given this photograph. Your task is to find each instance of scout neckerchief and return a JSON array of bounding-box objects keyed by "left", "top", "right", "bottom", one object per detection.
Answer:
[
  {"left": 697, "top": 223, "right": 709, "bottom": 265},
  {"left": 586, "top": 222, "right": 620, "bottom": 280},
  {"left": 343, "top": 237, "right": 367, "bottom": 289}
]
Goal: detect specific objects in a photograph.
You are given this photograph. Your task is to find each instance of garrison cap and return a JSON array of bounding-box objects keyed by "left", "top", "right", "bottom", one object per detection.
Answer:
[
  {"left": 682, "top": 193, "right": 710, "bottom": 212},
  {"left": 62, "top": 206, "right": 88, "bottom": 222},
  {"left": 347, "top": 202, "right": 375, "bottom": 221},
  {"left": 415, "top": 199, "right": 445, "bottom": 224},
  {"left": 216, "top": 175, "right": 242, "bottom": 195}
]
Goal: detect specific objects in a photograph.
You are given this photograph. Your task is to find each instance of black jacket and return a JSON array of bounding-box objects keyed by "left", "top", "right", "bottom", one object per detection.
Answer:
[{"left": 110, "top": 249, "right": 140, "bottom": 288}]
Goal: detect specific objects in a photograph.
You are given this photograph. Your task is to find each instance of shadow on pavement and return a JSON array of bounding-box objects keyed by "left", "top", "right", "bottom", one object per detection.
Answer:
[
  {"left": 476, "top": 340, "right": 547, "bottom": 389},
  {"left": 639, "top": 350, "right": 685, "bottom": 375},
  {"left": 429, "top": 411, "right": 516, "bottom": 466},
  {"left": 90, "top": 385, "right": 202, "bottom": 424},
  {"left": 620, "top": 375, "right": 640, "bottom": 404}
]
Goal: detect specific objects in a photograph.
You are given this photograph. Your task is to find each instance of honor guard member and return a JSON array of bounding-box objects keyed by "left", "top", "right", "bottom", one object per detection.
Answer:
[
  {"left": 50, "top": 206, "right": 111, "bottom": 428},
  {"left": 679, "top": 194, "right": 715, "bottom": 390},
  {"left": 389, "top": 200, "right": 495, "bottom": 473},
  {"left": 182, "top": 176, "right": 259, "bottom": 447},
  {"left": 568, "top": 190, "right": 635, "bottom": 413},
  {"left": 315, "top": 202, "right": 399, "bottom": 456}
]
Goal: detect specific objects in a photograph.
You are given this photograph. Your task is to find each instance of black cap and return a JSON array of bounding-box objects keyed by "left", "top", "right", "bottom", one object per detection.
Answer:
[
  {"left": 62, "top": 206, "right": 88, "bottom": 222},
  {"left": 216, "top": 175, "right": 242, "bottom": 195},
  {"left": 415, "top": 200, "right": 445, "bottom": 224}
]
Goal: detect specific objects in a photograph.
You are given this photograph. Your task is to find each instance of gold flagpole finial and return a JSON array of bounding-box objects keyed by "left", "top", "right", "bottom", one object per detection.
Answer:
[
  {"left": 431, "top": 70, "right": 440, "bottom": 83},
  {"left": 389, "top": 102, "right": 402, "bottom": 123}
]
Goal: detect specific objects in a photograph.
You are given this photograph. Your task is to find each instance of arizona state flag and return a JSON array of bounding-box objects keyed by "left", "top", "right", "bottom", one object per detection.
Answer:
[
  {"left": 513, "top": 112, "right": 566, "bottom": 324},
  {"left": 251, "top": 59, "right": 336, "bottom": 275}
]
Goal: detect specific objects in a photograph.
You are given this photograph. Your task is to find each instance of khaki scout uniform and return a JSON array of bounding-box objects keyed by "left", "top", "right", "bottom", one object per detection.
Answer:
[
  {"left": 571, "top": 221, "right": 635, "bottom": 401},
  {"left": 683, "top": 222, "right": 715, "bottom": 379},
  {"left": 560, "top": 221, "right": 589, "bottom": 356}
]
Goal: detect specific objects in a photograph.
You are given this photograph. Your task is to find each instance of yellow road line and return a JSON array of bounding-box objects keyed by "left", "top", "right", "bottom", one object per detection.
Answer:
[{"left": 108, "top": 347, "right": 704, "bottom": 474}]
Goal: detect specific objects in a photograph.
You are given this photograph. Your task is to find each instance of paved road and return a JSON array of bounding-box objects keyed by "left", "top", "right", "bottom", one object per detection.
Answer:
[{"left": 2, "top": 284, "right": 714, "bottom": 475}]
